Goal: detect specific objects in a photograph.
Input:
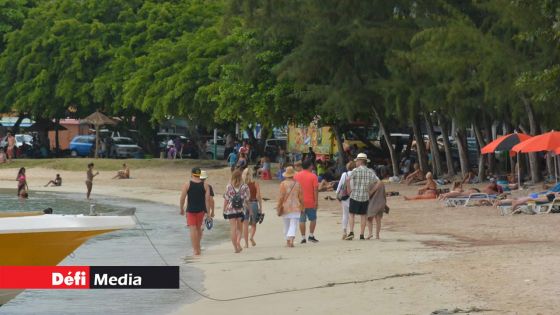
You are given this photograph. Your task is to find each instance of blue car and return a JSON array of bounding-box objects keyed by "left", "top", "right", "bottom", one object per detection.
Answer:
[{"left": 69, "top": 135, "right": 95, "bottom": 157}]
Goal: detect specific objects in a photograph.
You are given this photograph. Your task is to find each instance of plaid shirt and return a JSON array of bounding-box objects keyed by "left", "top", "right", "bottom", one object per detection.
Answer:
[{"left": 350, "top": 166, "right": 379, "bottom": 202}]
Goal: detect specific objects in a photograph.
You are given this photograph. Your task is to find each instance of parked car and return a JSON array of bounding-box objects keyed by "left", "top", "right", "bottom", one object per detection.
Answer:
[
  {"left": 0, "top": 134, "right": 33, "bottom": 148},
  {"left": 69, "top": 135, "right": 95, "bottom": 157},
  {"left": 205, "top": 137, "right": 226, "bottom": 159},
  {"left": 110, "top": 137, "right": 143, "bottom": 158}
]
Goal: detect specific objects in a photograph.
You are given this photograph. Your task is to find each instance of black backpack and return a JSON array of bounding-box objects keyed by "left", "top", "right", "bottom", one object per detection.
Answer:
[{"left": 231, "top": 186, "right": 244, "bottom": 209}]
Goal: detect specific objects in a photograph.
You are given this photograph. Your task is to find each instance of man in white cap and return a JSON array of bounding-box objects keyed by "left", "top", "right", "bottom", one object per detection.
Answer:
[{"left": 345, "top": 153, "right": 379, "bottom": 240}]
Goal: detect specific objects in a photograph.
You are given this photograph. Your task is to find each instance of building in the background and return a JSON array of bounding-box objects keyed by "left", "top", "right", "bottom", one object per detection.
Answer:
[{"left": 48, "top": 119, "right": 90, "bottom": 150}]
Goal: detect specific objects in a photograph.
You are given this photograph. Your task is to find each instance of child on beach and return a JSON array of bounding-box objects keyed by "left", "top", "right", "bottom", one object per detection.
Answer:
[
  {"left": 242, "top": 168, "right": 263, "bottom": 248},
  {"left": 45, "top": 174, "right": 62, "bottom": 187},
  {"left": 223, "top": 170, "right": 249, "bottom": 253},
  {"left": 227, "top": 150, "right": 238, "bottom": 171}
]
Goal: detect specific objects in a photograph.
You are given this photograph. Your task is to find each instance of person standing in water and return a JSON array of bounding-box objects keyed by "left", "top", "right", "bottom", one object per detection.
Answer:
[
  {"left": 16, "top": 167, "right": 28, "bottom": 197},
  {"left": 86, "top": 163, "right": 99, "bottom": 200},
  {"left": 179, "top": 167, "right": 211, "bottom": 256}
]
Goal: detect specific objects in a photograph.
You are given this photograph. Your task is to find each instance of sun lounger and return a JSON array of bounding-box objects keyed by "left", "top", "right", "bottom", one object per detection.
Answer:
[
  {"left": 498, "top": 197, "right": 560, "bottom": 215},
  {"left": 444, "top": 193, "right": 497, "bottom": 207},
  {"left": 528, "top": 197, "right": 560, "bottom": 214}
]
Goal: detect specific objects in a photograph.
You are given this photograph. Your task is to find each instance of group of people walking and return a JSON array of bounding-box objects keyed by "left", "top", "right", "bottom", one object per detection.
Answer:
[
  {"left": 180, "top": 151, "right": 387, "bottom": 255},
  {"left": 179, "top": 166, "right": 264, "bottom": 255}
]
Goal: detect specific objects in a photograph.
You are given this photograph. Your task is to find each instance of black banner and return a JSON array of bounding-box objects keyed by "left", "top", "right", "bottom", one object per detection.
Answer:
[{"left": 90, "top": 266, "right": 179, "bottom": 289}]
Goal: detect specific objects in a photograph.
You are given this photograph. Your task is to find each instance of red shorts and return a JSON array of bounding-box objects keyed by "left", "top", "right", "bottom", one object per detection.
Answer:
[{"left": 186, "top": 212, "right": 205, "bottom": 227}]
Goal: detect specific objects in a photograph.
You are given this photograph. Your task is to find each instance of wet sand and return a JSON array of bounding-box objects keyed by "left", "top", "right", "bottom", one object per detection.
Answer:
[{"left": 1, "top": 165, "right": 559, "bottom": 314}]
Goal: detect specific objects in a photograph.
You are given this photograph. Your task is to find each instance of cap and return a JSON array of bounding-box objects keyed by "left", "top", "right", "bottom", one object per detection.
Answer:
[{"left": 192, "top": 167, "right": 201, "bottom": 177}]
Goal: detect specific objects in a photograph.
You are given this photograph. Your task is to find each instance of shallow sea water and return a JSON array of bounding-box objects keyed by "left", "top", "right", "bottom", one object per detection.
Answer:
[{"left": 0, "top": 188, "right": 226, "bottom": 315}]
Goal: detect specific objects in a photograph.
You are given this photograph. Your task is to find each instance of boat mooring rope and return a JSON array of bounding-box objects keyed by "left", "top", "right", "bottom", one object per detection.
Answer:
[{"left": 133, "top": 214, "right": 428, "bottom": 302}]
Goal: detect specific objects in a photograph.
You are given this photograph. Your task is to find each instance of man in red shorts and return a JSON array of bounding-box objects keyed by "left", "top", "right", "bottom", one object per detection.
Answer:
[{"left": 179, "top": 167, "right": 210, "bottom": 256}]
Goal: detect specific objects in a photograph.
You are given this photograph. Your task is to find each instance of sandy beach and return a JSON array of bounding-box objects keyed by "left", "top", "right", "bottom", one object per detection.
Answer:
[{"left": 1, "top": 162, "right": 559, "bottom": 314}]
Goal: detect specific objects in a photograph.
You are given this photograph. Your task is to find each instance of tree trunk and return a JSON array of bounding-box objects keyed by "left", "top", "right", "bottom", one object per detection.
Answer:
[
  {"left": 187, "top": 123, "right": 205, "bottom": 159},
  {"left": 484, "top": 117, "right": 496, "bottom": 175},
  {"left": 424, "top": 112, "right": 443, "bottom": 178},
  {"left": 404, "top": 130, "right": 413, "bottom": 158},
  {"left": 473, "top": 122, "right": 487, "bottom": 181},
  {"left": 522, "top": 96, "right": 540, "bottom": 183},
  {"left": 455, "top": 128, "right": 470, "bottom": 177},
  {"left": 55, "top": 118, "right": 61, "bottom": 157},
  {"left": 546, "top": 153, "right": 553, "bottom": 182},
  {"left": 258, "top": 126, "right": 270, "bottom": 157},
  {"left": 438, "top": 114, "right": 455, "bottom": 176},
  {"left": 411, "top": 116, "right": 429, "bottom": 173},
  {"left": 374, "top": 108, "right": 399, "bottom": 177},
  {"left": 332, "top": 125, "right": 347, "bottom": 172}
]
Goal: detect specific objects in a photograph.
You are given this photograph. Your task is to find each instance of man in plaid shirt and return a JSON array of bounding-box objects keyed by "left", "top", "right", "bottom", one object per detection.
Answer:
[{"left": 345, "top": 153, "right": 379, "bottom": 240}]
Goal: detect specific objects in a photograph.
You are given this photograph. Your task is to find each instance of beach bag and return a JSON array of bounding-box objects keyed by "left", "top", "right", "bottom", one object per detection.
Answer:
[
  {"left": 231, "top": 186, "right": 244, "bottom": 210},
  {"left": 336, "top": 173, "right": 350, "bottom": 201},
  {"left": 277, "top": 182, "right": 296, "bottom": 216}
]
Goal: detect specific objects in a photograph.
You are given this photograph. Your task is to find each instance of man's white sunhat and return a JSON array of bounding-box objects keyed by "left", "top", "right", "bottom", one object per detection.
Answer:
[{"left": 354, "top": 152, "right": 370, "bottom": 162}]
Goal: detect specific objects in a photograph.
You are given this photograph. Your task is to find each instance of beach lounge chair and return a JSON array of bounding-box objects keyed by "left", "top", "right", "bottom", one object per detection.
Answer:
[
  {"left": 498, "top": 197, "right": 560, "bottom": 216},
  {"left": 528, "top": 196, "right": 560, "bottom": 214},
  {"left": 444, "top": 193, "right": 498, "bottom": 207}
]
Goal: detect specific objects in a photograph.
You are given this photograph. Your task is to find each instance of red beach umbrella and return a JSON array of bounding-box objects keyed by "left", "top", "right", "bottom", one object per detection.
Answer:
[
  {"left": 511, "top": 131, "right": 560, "bottom": 153},
  {"left": 481, "top": 133, "right": 532, "bottom": 154}
]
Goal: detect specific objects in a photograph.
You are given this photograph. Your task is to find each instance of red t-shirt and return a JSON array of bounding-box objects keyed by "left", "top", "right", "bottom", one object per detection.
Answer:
[{"left": 294, "top": 170, "right": 318, "bottom": 209}]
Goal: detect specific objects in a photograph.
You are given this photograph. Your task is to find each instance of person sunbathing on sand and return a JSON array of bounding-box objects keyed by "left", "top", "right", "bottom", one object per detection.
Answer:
[
  {"left": 482, "top": 178, "right": 503, "bottom": 195},
  {"left": 438, "top": 181, "right": 463, "bottom": 200},
  {"left": 404, "top": 163, "right": 424, "bottom": 185},
  {"left": 404, "top": 172, "right": 437, "bottom": 200},
  {"left": 113, "top": 163, "right": 130, "bottom": 179},
  {"left": 494, "top": 192, "right": 560, "bottom": 210},
  {"left": 44, "top": 174, "right": 62, "bottom": 187}
]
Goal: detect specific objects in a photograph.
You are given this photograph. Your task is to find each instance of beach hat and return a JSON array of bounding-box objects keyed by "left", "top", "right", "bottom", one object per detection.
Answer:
[
  {"left": 354, "top": 153, "right": 370, "bottom": 162},
  {"left": 199, "top": 170, "right": 208, "bottom": 180},
  {"left": 192, "top": 167, "right": 201, "bottom": 177},
  {"left": 283, "top": 166, "right": 296, "bottom": 178}
]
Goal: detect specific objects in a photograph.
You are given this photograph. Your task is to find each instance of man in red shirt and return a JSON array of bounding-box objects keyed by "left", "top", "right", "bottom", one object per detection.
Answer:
[{"left": 294, "top": 159, "right": 319, "bottom": 243}]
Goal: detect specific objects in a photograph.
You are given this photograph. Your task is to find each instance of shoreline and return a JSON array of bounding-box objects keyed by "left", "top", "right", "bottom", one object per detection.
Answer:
[{"left": 2, "top": 165, "right": 560, "bottom": 314}]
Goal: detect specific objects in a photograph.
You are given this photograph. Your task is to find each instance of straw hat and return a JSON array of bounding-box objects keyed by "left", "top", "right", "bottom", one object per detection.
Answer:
[
  {"left": 283, "top": 166, "right": 296, "bottom": 178},
  {"left": 200, "top": 170, "right": 208, "bottom": 180},
  {"left": 354, "top": 153, "right": 370, "bottom": 162}
]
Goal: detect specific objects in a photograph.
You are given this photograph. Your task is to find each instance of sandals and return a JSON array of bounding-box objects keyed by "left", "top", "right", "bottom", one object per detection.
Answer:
[{"left": 344, "top": 232, "right": 354, "bottom": 240}]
